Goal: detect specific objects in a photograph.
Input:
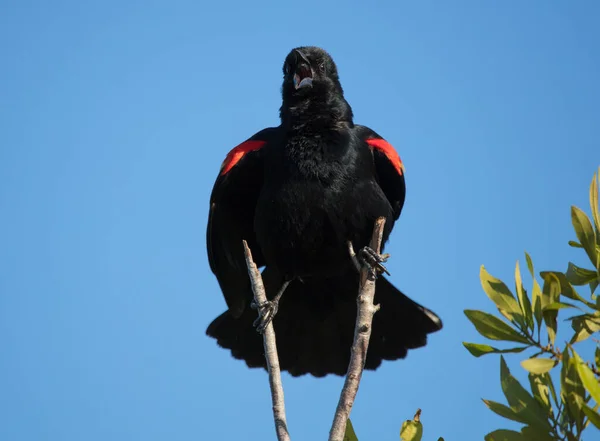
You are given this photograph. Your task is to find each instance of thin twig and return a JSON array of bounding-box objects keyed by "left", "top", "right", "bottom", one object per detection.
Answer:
[
  {"left": 328, "top": 217, "right": 387, "bottom": 441},
  {"left": 242, "top": 240, "right": 291, "bottom": 441},
  {"left": 587, "top": 361, "right": 600, "bottom": 378}
]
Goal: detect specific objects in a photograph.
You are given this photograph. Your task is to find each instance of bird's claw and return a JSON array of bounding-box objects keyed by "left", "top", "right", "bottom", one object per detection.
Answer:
[
  {"left": 251, "top": 299, "right": 279, "bottom": 334},
  {"left": 359, "top": 246, "right": 390, "bottom": 279}
]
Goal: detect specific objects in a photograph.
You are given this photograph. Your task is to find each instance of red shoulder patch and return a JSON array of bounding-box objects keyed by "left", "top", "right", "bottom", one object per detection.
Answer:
[
  {"left": 220, "top": 140, "right": 267, "bottom": 176},
  {"left": 366, "top": 138, "right": 404, "bottom": 175}
]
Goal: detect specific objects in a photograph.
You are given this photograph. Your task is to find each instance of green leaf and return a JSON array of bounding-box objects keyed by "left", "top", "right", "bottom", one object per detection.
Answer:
[
  {"left": 500, "top": 356, "right": 552, "bottom": 431},
  {"left": 480, "top": 265, "right": 525, "bottom": 327},
  {"left": 591, "top": 278, "right": 599, "bottom": 296},
  {"left": 400, "top": 409, "right": 422, "bottom": 441},
  {"left": 596, "top": 346, "right": 600, "bottom": 368},
  {"left": 515, "top": 262, "right": 534, "bottom": 332},
  {"left": 484, "top": 429, "right": 526, "bottom": 441},
  {"left": 572, "top": 205, "right": 598, "bottom": 266},
  {"left": 541, "top": 271, "right": 596, "bottom": 308},
  {"left": 520, "top": 426, "right": 554, "bottom": 441},
  {"left": 531, "top": 279, "right": 543, "bottom": 333},
  {"left": 569, "top": 240, "right": 584, "bottom": 248},
  {"left": 558, "top": 410, "right": 570, "bottom": 435},
  {"left": 582, "top": 402, "right": 600, "bottom": 429},
  {"left": 344, "top": 418, "right": 359, "bottom": 441},
  {"left": 545, "top": 372, "right": 559, "bottom": 411},
  {"left": 572, "top": 348, "right": 600, "bottom": 404},
  {"left": 482, "top": 399, "right": 528, "bottom": 424},
  {"left": 571, "top": 314, "right": 600, "bottom": 344},
  {"left": 566, "top": 262, "right": 598, "bottom": 286},
  {"left": 528, "top": 373, "right": 552, "bottom": 411},
  {"left": 590, "top": 168, "right": 600, "bottom": 247},
  {"left": 542, "top": 301, "right": 578, "bottom": 311},
  {"left": 520, "top": 358, "right": 557, "bottom": 375},
  {"left": 525, "top": 252, "right": 534, "bottom": 277},
  {"left": 464, "top": 310, "right": 530, "bottom": 344},
  {"left": 541, "top": 273, "right": 560, "bottom": 345},
  {"left": 560, "top": 348, "right": 585, "bottom": 432},
  {"left": 463, "top": 342, "right": 527, "bottom": 358}
]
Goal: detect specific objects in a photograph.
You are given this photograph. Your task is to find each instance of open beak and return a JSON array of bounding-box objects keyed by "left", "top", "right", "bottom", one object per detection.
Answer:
[{"left": 293, "top": 49, "right": 313, "bottom": 89}]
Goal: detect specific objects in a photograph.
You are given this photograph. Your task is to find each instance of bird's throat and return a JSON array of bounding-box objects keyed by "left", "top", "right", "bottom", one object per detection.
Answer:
[{"left": 280, "top": 93, "right": 354, "bottom": 131}]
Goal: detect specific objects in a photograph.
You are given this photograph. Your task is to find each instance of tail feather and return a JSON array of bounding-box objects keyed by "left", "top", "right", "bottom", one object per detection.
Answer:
[{"left": 206, "top": 268, "right": 442, "bottom": 377}]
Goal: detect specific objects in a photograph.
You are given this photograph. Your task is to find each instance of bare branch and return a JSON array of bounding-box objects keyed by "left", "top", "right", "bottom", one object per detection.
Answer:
[
  {"left": 329, "top": 217, "right": 387, "bottom": 441},
  {"left": 242, "top": 240, "right": 291, "bottom": 441}
]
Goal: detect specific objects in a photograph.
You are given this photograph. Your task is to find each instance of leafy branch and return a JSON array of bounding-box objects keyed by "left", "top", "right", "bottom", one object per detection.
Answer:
[{"left": 463, "top": 166, "right": 600, "bottom": 441}]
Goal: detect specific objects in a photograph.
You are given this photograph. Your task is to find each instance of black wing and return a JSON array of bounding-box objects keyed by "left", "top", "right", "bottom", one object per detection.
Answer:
[
  {"left": 207, "top": 127, "right": 280, "bottom": 317},
  {"left": 354, "top": 125, "right": 406, "bottom": 220}
]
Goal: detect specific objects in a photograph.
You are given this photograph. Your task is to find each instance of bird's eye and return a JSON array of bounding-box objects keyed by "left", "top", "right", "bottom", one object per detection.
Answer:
[
  {"left": 319, "top": 63, "right": 326, "bottom": 73},
  {"left": 284, "top": 64, "right": 291, "bottom": 75}
]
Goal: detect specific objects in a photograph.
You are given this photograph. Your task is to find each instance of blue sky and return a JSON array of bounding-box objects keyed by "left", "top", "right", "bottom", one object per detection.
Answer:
[{"left": 1, "top": 1, "right": 599, "bottom": 440}]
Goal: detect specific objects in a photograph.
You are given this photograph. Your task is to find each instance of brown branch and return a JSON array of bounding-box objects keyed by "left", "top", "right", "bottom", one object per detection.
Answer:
[
  {"left": 242, "top": 240, "right": 291, "bottom": 441},
  {"left": 536, "top": 343, "right": 563, "bottom": 361},
  {"left": 587, "top": 361, "right": 600, "bottom": 378},
  {"left": 328, "top": 217, "right": 387, "bottom": 441}
]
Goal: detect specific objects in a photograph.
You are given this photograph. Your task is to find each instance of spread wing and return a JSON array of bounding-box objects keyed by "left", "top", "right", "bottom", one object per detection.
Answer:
[
  {"left": 354, "top": 125, "right": 406, "bottom": 220},
  {"left": 206, "top": 127, "right": 279, "bottom": 317}
]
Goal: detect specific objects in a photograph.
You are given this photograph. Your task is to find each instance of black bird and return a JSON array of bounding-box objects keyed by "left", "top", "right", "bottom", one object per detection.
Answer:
[{"left": 206, "top": 46, "right": 442, "bottom": 377}]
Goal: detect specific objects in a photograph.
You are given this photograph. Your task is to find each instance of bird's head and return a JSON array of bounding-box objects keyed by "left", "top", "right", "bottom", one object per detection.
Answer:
[
  {"left": 279, "top": 46, "right": 353, "bottom": 126},
  {"left": 281, "top": 46, "right": 343, "bottom": 100}
]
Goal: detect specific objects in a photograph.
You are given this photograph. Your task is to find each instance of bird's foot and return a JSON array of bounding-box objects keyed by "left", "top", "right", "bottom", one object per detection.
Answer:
[
  {"left": 359, "top": 246, "right": 390, "bottom": 279},
  {"left": 250, "top": 280, "right": 290, "bottom": 334},
  {"left": 250, "top": 299, "right": 279, "bottom": 334}
]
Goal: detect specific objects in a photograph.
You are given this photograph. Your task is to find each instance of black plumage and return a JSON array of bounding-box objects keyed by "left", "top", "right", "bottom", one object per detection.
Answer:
[{"left": 206, "top": 46, "right": 442, "bottom": 377}]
